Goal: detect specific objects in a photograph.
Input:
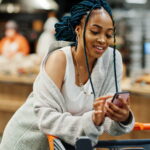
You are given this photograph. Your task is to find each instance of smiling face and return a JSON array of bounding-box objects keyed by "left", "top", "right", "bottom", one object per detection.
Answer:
[{"left": 76, "top": 8, "right": 113, "bottom": 59}]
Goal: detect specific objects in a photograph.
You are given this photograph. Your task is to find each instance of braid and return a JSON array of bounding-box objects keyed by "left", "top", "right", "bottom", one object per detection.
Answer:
[
  {"left": 81, "top": 1, "right": 116, "bottom": 98},
  {"left": 55, "top": 0, "right": 112, "bottom": 42},
  {"left": 55, "top": 16, "right": 76, "bottom": 41},
  {"left": 111, "top": 16, "right": 118, "bottom": 92},
  {"left": 81, "top": 1, "right": 118, "bottom": 96},
  {"left": 55, "top": 0, "right": 119, "bottom": 95}
]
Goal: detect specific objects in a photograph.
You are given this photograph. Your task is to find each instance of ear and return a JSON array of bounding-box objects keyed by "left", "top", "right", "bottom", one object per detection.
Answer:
[{"left": 75, "top": 25, "right": 81, "bottom": 37}]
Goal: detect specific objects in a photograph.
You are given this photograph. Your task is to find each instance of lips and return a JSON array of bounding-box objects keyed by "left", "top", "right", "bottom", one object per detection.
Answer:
[{"left": 94, "top": 46, "right": 105, "bottom": 54}]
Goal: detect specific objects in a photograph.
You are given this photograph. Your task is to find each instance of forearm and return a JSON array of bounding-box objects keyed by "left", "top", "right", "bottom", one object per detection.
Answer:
[
  {"left": 104, "top": 112, "right": 135, "bottom": 136},
  {"left": 34, "top": 102, "right": 103, "bottom": 145}
]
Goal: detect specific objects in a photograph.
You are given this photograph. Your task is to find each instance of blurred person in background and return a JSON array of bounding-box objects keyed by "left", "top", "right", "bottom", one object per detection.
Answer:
[
  {"left": 0, "top": 20, "right": 30, "bottom": 58},
  {"left": 36, "top": 10, "right": 58, "bottom": 57}
]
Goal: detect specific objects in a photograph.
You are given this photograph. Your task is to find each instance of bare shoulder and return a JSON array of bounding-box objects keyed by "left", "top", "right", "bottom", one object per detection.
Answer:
[
  {"left": 46, "top": 50, "right": 66, "bottom": 67},
  {"left": 45, "top": 50, "right": 66, "bottom": 89}
]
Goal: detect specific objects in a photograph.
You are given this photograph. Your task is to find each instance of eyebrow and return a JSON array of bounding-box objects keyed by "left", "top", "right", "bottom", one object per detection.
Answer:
[{"left": 92, "top": 24, "right": 113, "bottom": 31}]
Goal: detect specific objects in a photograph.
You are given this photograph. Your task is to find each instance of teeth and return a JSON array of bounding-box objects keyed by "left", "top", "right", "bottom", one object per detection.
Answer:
[{"left": 96, "top": 47, "right": 103, "bottom": 50}]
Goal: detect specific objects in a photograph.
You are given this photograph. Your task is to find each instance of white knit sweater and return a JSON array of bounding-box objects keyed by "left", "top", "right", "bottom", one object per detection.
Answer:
[{"left": 0, "top": 41, "right": 135, "bottom": 150}]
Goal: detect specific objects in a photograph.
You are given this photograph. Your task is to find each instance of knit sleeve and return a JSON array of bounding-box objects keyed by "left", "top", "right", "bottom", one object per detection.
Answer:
[{"left": 99, "top": 49, "right": 135, "bottom": 135}]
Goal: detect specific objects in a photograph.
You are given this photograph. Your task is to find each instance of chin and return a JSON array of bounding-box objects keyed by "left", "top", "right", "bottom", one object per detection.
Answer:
[
  {"left": 89, "top": 53, "right": 102, "bottom": 59},
  {"left": 95, "top": 53, "right": 103, "bottom": 58},
  {"left": 94, "top": 50, "right": 105, "bottom": 58}
]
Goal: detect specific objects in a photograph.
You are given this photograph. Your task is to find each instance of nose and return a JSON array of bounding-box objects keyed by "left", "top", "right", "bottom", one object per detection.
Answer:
[{"left": 97, "top": 35, "right": 106, "bottom": 45}]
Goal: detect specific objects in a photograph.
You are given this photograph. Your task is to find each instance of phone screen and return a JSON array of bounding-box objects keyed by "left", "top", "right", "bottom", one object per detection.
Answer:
[{"left": 112, "top": 91, "right": 130, "bottom": 107}]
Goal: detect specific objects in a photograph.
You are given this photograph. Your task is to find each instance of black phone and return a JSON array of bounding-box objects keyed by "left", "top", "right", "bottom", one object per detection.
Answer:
[{"left": 112, "top": 91, "right": 130, "bottom": 107}]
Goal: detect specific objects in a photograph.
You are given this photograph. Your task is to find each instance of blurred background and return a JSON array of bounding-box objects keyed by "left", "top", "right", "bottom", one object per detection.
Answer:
[{"left": 0, "top": 0, "right": 150, "bottom": 143}]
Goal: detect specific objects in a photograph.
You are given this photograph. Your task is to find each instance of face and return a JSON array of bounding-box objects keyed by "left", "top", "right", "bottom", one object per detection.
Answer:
[
  {"left": 5, "top": 28, "right": 16, "bottom": 38},
  {"left": 76, "top": 8, "right": 113, "bottom": 59}
]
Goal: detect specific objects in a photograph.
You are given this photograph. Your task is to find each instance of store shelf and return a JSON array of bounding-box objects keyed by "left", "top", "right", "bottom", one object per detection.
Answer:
[
  {"left": 129, "top": 84, "right": 150, "bottom": 95},
  {"left": 0, "top": 99, "right": 24, "bottom": 112},
  {"left": 0, "top": 73, "right": 36, "bottom": 84},
  {"left": 122, "top": 78, "right": 150, "bottom": 95},
  {"left": 0, "top": 76, "right": 33, "bottom": 134}
]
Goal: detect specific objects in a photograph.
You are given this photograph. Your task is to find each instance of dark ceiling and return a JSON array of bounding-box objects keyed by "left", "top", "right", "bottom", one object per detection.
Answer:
[{"left": 0, "top": 0, "right": 149, "bottom": 16}]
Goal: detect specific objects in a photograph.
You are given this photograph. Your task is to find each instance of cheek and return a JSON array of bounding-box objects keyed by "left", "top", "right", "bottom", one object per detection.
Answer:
[
  {"left": 107, "top": 38, "right": 113, "bottom": 46},
  {"left": 86, "top": 33, "right": 96, "bottom": 44}
]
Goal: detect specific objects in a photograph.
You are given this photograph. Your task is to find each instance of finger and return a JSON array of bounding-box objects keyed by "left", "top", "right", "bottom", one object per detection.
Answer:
[
  {"left": 106, "top": 112, "right": 122, "bottom": 121},
  {"left": 108, "top": 102, "right": 122, "bottom": 113},
  {"left": 106, "top": 106, "right": 123, "bottom": 121},
  {"left": 94, "top": 110, "right": 105, "bottom": 119},
  {"left": 106, "top": 107, "right": 123, "bottom": 118},
  {"left": 106, "top": 107, "right": 115, "bottom": 119},
  {"left": 106, "top": 103, "right": 130, "bottom": 122},
  {"left": 93, "top": 100, "right": 105, "bottom": 107},
  {"left": 95, "top": 95, "right": 113, "bottom": 101},
  {"left": 106, "top": 110, "right": 130, "bottom": 122},
  {"left": 94, "top": 95, "right": 113, "bottom": 109},
  {"left": 109, "top": 101, "right": 129, "bottom": 114},
  {"left": 93, "top": 106, "right": 103, "bottom": 112},
  {"left": 93, "top": 99, "right": 106, "bottom": 109},
  {"left": 94, "top": 110, "right": 103, "bottom": 115},
  {"left": 107, "top": 102, "right": 130, "bottom": 120}
]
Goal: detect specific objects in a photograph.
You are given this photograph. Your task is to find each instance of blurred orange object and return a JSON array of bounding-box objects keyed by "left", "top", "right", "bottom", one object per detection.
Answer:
[
  {"left": 0, "top": 20, "right": 30, "bottom": 58},
  {"left": 47, "top": 122, "right": 150, "bottom": 150},
  {"left": 134, "top": 122, "right": 150, "bottom": 131},
  {"left": 0, "top": 33, "right": 30, "bottom": 57},
  {"left": 47, "top": 135, "right": 58, "bottom": 150},
  {"left": 136, "top": 74, "right": 150, "bottom": 84}
]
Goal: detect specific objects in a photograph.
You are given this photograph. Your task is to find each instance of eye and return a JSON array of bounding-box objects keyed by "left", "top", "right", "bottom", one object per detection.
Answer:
[
  {"left": 90, "top": 30, "right": 99, "bottom": 35},
  {"left": 106, "top": 34, "right": 113, "bottom": 39}
]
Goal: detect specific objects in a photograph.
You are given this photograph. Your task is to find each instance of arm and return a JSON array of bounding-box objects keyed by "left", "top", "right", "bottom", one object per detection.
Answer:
[
  {"left": 100, "top": 49, "right": 135, "bottom": 135},
  {"left": 45, "top": 50, "right": 66, "bottom": 89}
]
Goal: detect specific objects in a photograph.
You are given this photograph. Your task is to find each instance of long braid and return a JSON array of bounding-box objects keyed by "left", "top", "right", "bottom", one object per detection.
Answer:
[
  {"left": 82, "top": 5, "right": 99, "bottom": 99},
  {"left": 82, "top": 6, "right": 118, "bottom": 98},
  {"left": 55, "top": 0, "right": 118, "bottom": 96},
  {"left": 111, "top": 16, "right": 118, "bottom": 93}
]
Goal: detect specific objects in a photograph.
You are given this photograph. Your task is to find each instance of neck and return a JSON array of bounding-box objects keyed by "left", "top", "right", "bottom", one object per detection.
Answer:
[{"left": 73, "top": 46, "right": 96, "bottom": 69}]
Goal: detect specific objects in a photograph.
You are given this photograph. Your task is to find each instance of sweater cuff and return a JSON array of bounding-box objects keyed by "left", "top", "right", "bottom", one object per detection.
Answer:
[
  {"left": 119, "top": 111, "right": 132, "bottom": 125},
  {"left": 119, "top": 111, "right": 134, "bottom": 126},
  {"left": 82, "top": 111, "right": 104, "bottom": 145},
  {"left": 118, "top": 111, "right": 135, "bottom": 132}
]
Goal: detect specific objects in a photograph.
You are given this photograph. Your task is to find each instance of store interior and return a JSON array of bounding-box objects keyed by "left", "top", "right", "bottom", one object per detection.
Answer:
[{"left": 0, "top": 0, "right": 150, "bottom": 145}]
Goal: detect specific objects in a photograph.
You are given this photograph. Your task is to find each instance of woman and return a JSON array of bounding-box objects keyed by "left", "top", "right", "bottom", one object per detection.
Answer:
[{"left": 0, "top": 0, "right": 134, "bottom": 150}]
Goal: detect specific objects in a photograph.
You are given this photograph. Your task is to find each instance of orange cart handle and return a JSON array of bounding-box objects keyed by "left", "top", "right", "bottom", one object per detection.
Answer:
[
  {"left": 134, "top": 122, "right": 150, "bottom": 130},
  {"left": 47, "top": 135, "right": 58, "bottom": 150},
  {"left": 47, "top": 122, "right": 150, "bottom": 149}
]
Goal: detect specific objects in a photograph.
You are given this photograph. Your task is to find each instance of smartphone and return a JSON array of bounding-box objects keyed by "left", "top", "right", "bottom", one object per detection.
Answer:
[{"left": 112, "top": 91, "right": 130, "bottom": 107}]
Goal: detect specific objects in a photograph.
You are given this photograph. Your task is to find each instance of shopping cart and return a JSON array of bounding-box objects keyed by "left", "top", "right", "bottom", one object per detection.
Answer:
[
  {"left": 76, "top": 138, "right": 150, "bottom": 150},
  {"left": 47, "top": 122, "right": 150, "bottom": 150}
]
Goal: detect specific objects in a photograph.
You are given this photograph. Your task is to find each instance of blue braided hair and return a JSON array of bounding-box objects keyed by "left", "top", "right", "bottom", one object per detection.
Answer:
[{"left": 55, "top": 0, "right": 112, "bottom": 42}]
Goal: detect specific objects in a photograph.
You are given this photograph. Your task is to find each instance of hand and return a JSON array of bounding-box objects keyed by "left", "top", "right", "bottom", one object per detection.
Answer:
[
  {"left": 92, "top": 95, "right": 113, "bottom": 126},
  {"left": 105, "top": 96, "right": 130, "bottom": 122}
]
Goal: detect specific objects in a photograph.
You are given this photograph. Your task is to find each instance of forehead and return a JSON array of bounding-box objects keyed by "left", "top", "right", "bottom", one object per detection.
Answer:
[{"left": 86, "top": 8, "right": 113, "bottom": 29}]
